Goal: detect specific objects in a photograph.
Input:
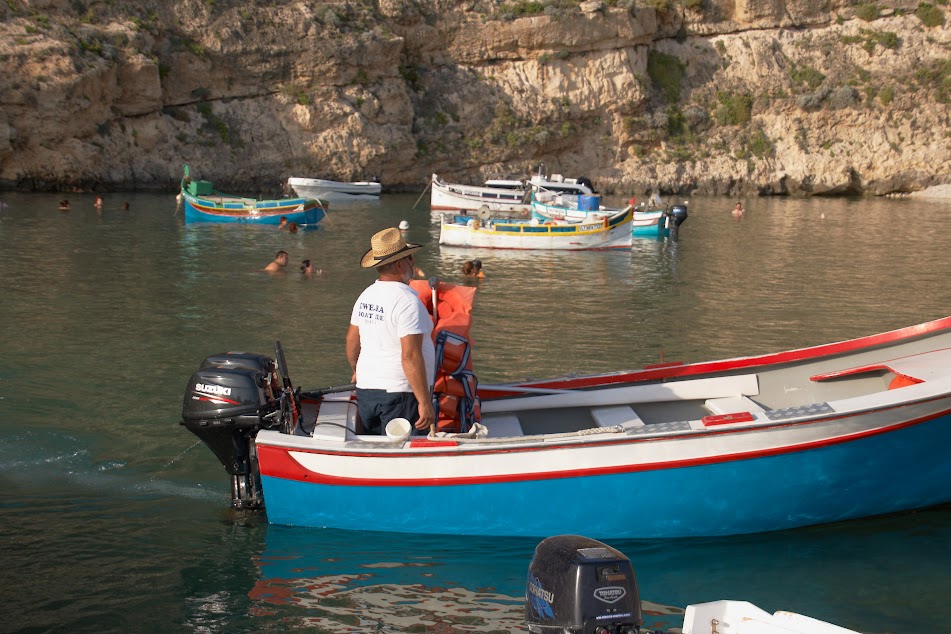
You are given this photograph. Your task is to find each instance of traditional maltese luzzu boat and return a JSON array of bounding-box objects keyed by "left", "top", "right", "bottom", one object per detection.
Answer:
[
  {"left": 179, "top": 166, "right": 327, "bottom": 226},
  {"left": 531, "top": 191, "right": 689, "bottom": 238},
  {"left": 439, "top": 206, "right": 634, "bottom": 250},
  {"left": 181, "top": 294, "right": 951, "bottom": 538}
]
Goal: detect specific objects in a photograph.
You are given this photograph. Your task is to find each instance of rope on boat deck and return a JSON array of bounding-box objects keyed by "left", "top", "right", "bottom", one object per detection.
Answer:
[{"left": 427, "top": 423, "right": 625, "bottom": 443}]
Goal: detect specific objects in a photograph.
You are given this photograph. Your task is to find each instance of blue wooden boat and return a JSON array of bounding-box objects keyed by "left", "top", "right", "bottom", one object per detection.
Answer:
[
  {"left": 181, "top": 306, "right": 951, "bottom": 539},
  {"left": 532, "top": 192, "right": 688, "bottom": 237},
  {"left": 179, "top": 166, "right": 327, "bottom": 226}
]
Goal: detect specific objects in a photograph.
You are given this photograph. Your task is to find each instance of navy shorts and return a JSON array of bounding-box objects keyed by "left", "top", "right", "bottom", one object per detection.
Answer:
[{"left": 355, "top": 389, "right": 423, "bottom": 436}]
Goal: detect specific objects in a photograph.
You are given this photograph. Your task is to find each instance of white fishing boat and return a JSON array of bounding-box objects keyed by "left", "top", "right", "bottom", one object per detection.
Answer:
[
  {"left": 287, "top": 177, "right": 381, "bottom": 201},
  {"left": 430, "top": 164, "right": 596, "bottom": 214}
]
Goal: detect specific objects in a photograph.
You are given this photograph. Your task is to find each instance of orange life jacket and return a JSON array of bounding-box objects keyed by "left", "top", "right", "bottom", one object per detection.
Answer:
[{"left": 410, "top": 280, "right": 480, "bottom": 433}]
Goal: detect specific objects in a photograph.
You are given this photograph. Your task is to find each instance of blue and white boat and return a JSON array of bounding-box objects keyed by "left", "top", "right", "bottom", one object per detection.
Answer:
[
  {"left": 179, "top": 166, "right": 327, "bottom": 226},
  {"left": 181, "top": 309, "right": 951, "bottom": 539},
  {"left": 532, "top": 191, "right": 688, "bottom": 237}
]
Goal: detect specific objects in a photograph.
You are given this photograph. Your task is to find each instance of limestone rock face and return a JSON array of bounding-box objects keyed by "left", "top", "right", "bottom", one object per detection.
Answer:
[{"left": 0, "top": 0, "right": 947, "bottom": 195}]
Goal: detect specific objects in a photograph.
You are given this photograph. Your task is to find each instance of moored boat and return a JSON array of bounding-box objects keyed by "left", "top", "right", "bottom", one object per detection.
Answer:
[
  {"left": 287, "top": 176, "right": 381, "bottom": 201},
  {"left": 180, "top": 302, "right": 951, "bottom": 539},
  {"left": 180, "top": 166, "right": 327, "bottom": 226},
  {"left": 532, "top": 191, "right": 688, "bottom": 238},
  {"left": 439, "top": 206, "right": 633, "bottom": 250},
  {"left": 430, "top": 174, "right": 533, "bottom": 216},
  {"left": 430, "top": 164, "right": 596, "bottom": 215}
]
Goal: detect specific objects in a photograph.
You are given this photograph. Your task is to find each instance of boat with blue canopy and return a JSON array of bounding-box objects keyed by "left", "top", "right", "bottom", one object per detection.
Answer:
[{"left": 532, "top": 191, "right": 688, "bottom": 238}]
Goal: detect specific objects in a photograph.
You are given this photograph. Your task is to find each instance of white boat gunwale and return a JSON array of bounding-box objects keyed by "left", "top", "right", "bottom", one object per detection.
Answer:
[
  {"left": 256, "top": 399, "right": 951, "bottom": 487},
  {"left": 256, "top": 320, "right": 951, "bottom": 464}
]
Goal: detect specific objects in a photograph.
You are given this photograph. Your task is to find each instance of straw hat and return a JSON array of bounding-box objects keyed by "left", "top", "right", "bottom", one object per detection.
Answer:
[{"left": 360, "top": 227, "right": 423, "bottom": 268}]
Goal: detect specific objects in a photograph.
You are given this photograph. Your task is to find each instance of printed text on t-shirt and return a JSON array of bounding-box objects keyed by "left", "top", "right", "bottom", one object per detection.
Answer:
[{"left": 358, "top": 302, "right": 385, "bottom": 321}]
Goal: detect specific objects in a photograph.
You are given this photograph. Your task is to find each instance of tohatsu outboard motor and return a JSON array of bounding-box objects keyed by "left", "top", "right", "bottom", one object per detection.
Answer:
[
  {"left": 180, "top": 344, "right": 297, "bottom": 510},
  {"left": 526, "top": 535, "right": 643, "bottom": 634}
]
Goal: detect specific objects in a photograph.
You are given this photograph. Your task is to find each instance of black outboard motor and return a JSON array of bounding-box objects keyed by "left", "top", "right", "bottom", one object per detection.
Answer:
[
  {"left": 181, "top": 350, "right": 288, "bottom": 510},
  {"left": 577, "top": 176, "right": 597, "bottom": 194},
  {"left": 668, "top": 203, "right": 688, "bottom": 228},
  {"left": 662, "top": 201, "right": 688, "bottom": 239},
  {"left": 526, "top": 535, "right": 643, "bottom": 634}
]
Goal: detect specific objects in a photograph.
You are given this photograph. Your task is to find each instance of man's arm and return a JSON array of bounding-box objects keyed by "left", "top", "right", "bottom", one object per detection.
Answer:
[
  {"left": 400, "top": 333, "right": 435, "bottom": 431},
  {"left": 345, "top": 324, "right": 361, "bottom": 382}
]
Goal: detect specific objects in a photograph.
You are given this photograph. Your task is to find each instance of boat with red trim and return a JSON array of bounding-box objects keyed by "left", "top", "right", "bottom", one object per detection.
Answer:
[
  {"left": 179, "top": 165, "right": 327, "bottom": 226},
  {"left": 181, "top": 304, "right": 951, "bottom": 538}
]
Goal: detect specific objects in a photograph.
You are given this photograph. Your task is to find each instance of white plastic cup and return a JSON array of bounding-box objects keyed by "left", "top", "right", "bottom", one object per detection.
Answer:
[{"left": 385, "top": 417, "right": 412, "bottom": 441}]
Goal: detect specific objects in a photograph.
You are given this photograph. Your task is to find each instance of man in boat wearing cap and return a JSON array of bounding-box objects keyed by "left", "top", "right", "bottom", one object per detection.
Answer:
[{"left": 346, "top": 227, "right": 436, "bottom": 435}]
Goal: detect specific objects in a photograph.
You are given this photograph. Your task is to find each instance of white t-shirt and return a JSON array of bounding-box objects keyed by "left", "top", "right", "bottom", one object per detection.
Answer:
[{"left": 350, "top": 280, "right": 435, "bottom": 392}]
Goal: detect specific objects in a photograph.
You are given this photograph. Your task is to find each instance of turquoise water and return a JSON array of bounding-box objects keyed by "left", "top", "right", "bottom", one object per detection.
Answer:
[{"left": 1, "top": 191, "right": 949, "bottom": 632}]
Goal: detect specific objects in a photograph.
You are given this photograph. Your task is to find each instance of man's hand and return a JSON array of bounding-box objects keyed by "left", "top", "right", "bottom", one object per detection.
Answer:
[{"left": 415, "top": 399, "right": 435, "bottom": 431}]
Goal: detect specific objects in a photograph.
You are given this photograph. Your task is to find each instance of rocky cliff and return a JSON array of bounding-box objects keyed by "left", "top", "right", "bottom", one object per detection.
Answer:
[{"left": 0, "top": 0, "right": 948, "bottom": 195}]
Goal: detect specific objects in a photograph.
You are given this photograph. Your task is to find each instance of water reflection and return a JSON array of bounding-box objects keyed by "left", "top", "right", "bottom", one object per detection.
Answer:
[{"left": 247, "top": 525, "right": 685, "bottom": 632}]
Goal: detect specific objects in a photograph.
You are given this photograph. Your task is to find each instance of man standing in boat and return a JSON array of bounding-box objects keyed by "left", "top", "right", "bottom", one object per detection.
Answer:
[{"left": 346, "top": 228, "right": 436, "bottom": 435}]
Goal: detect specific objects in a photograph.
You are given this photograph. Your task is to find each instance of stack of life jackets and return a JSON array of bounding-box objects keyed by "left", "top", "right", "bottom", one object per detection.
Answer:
[{"left": 410, "top": 280, "right": 480, "bottom": 433}]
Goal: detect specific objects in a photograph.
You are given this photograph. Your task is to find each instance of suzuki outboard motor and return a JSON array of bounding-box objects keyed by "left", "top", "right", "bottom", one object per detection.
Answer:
[
  {"left": 526, "top": 535, "right": 643, "bottom": 634},
  {"left": 181, "top": 350, "right": 289, "bottom": 510}
]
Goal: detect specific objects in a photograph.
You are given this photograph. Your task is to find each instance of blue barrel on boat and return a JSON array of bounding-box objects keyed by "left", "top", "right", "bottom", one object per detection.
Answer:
[{"left": 579, "top": 194, "right": 601, "bottom": 211}]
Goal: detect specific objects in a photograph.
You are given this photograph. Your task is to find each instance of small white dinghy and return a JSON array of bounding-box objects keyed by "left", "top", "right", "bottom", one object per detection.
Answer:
[{"left": 683, "top": 600, "right": 860, "bottom": 634}]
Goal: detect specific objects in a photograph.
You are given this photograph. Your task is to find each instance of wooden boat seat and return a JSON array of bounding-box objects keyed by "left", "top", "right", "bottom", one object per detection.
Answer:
[
  {"left": 310, "top": 396, "right": 357, "bottom": 442},
  {"left": 480, "top": 374, "right": 760, "bottom": 414},
  {"left": 590, "top": 405, "right": 644, "bottom": 428},
  {"left": 704, "top": 396, "right": 767, "bottom": 416},
  {"left": 481, "top": 413, "right": 524, "bottom": 437}
]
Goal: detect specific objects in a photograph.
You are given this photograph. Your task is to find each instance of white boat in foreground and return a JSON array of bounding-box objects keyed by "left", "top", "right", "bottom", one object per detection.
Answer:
[
  {"left": 683, "top": 600, "right": 859, "bottom": 634},
  {"left": 287, "top": 177, "right": 381, "bottom": 201},
  {"left": 526, "top": 535, "right": 861, "bottom": 633}
]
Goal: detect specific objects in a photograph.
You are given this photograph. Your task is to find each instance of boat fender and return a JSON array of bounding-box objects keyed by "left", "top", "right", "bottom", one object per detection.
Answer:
[{"left": 543, "top": 221, "right": 556, "bottom": 226}]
